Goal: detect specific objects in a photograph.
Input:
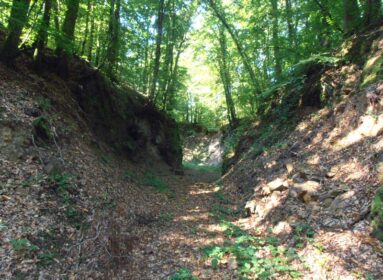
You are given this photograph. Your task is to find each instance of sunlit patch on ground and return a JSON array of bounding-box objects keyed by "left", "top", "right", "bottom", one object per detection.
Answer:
[{"left": 336, "top": 114, "right": 383, "bottom": 149}]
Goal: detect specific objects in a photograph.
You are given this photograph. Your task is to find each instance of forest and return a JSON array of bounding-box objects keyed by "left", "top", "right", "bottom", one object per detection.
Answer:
[
  {"left": 1, "top": 0, "right": 383, "bottom": 279},
  {"left": 0, "top": 0, "right": 380, "bottom": 128}
]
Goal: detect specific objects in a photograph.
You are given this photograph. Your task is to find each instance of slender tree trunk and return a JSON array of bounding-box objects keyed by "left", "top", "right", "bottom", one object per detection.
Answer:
[
  {"left": 150, "top": 0, "right": 165, "bottom": 101},
  {"left": 141, "top": 32, "right": 150, "bottom": 94},
  {"left": 52, "top": 0, "right": 60, "bottom": 48},
  {"left": 33, "top": 0, "right": 52, "bottom": 70},
  {"left": 285, "top": 0, "right": 298, "bottom": 63},
  {"left": 0, "top": 0, "right": 31, "bottom": 62},
  {"left": 208, "top": 0, "right": 259, "bottom": 94},
  {"left": 161, "top": 0, "right": 176, "bottom": 108},
  {"left": 81, "top": 0, "right": 91, "bottom": 56},
  {"left": 87, "top": 2, "right": 95, "bottom": 62},
  {"left": 218, "top": 26, "right": 237, "bottom": 126},
  {"left": 56, "top": 0, "right": 80, "bottom": 56},
  {"left": 270, "top": 0, "right": 282, "bottom": 82},
  {"left": 363, "top": 0, "right": 382, "bottom": 25},
  {"left": 105, "top": 0, "right": 121, "bottom": 77},
  {"left": 343, "top": 0, "right": 360, "bottom": 35}
]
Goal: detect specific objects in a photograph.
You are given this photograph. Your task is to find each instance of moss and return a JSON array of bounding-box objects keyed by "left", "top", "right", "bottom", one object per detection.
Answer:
[
  {"left": 361, "top": 51, "right": 383, "bottom": 88},
  {"left": 371, "top": 186, "right": 383, "bottom": 241},
  {"left": 32, "top": 116, "right": 52, "bottom": 140}
]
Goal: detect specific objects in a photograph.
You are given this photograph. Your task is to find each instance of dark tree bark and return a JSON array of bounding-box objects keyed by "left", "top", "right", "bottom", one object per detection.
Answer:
[
  {"left": 0, "top": 0, "right": 31, "bottom": 62},
  {"left": 363, "top": 0, "right": 382, "bottom": 25},
  {"left": 208, "top": 0, "right": 259, "bottom": 94},
  {"left": 343, "top": 0, "right": 361, "bottom": 35},
  {"left": 81, "top": 0, "right": 92, "bottom": 56},
  {"left": 33, "top": 0, "right": 52, "bottom": 70},
  {"left": 270, "top": 0, "right": 282, "bottom": 81},
  {"left": 105, "top": 0, "right": 121, "bottom": 77},
  {"left": 56, "top": 0, "right": 80, "bottom": 55},
  {"left": 150, "top": 0, "right": 165, "bottom": 101},
  {"left": 285, "top": 0, "right": 298, "bottom": 63},
  {"left": 87, "top": 4, "right": 95, "bottom": 62},
  {"left": 218, "top": 26, "right": 237, "bottom": 126}
]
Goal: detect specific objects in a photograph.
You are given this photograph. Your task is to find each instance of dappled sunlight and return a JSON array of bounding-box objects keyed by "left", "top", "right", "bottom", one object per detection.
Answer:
[
  {"left": 335, "top": 114, "right": 383, "bottom": 150},
  {"left": 189, "top": 188, "right": 215, "bottom": 195}
]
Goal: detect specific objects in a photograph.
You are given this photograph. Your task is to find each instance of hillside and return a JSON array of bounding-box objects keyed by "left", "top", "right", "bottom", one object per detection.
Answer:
[
  {"left": 0, "top": 50, "right": 184, "bottom": 278},
  {"left": 1, "top": 0, "right": 383, "bottom": 279}
]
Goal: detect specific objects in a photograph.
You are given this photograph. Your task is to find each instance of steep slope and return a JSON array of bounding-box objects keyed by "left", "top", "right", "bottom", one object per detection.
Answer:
[
  {"left": 0, "top": 51, "right": 182, "bottom": 278},
  {"left": 217, "top": 26, "right": 383, "bottom": 278}
]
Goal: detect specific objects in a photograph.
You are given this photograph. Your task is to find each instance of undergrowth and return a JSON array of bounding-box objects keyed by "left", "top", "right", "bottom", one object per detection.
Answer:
[
  {"left": 183, "top": 161, "right": 221, "bottom": 174},
  {"left": 203, "top": 222, "right": 302, "bottom": 279}
]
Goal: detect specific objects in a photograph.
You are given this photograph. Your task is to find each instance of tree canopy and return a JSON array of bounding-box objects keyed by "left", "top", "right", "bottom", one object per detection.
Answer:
[{"left": 0, "top": 0, "right": 381, "bottom": 128}]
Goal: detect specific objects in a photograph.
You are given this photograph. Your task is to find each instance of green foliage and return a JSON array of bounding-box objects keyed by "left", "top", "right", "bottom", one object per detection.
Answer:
[
  {"left": 371, "top": 186, "right": 383, "bottom": 241},
  {"left": 32, "top": 116, "right": 53, "bottom": 140},
  {"left": 183, "top": 162, "right": 221, "bottom": 174},
  {"left": 202, "top": 222, "right": 301, "bottom": 279},
  {"left": 22, "top": 173, "right": 45, "bottom": 188},
  {"left": 11, "top": 238, "right": 39, "bottom": 254},
  {"left": 38, "top": 251, "right": 58, "bottom": 266},
  {"left": 169, "top": 268, "right": 198, "bottom": 280},
  {"left": 291, "top": 223, "right": 316, "bottom": 248},
  {"left": 143, "top": 172, "right": 171, "bottom": 193},
  {"left": 48, "top": 173, "right": 84, "bottom": 228},
  {"left": 159, "top": 212, "right": 174, "bottom": 222},
  {"left": 36, "top": 96, "right": 52, "bottom": 112},
  {"left": 214, "top": 192, "right": 232, "bottom": 204}
]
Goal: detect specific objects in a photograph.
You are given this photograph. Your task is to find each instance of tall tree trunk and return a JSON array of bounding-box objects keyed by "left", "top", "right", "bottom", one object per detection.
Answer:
[
  {"left": 33, "top": 0, "right": 52, "bottom": 70},
  {"left": 285, "top": 0, "right": 298, "bottom": 63},
  {"left": 150, "top": 0, "right": 165, "bottom": 101},
  {"left": 81, "top": 0, "right": 92, "bottom": 56},
  {"left": 161, "top": 0, "right": 176, "bottom": 108},
  {"left": 52, "top": 0, "right": 60, "bottom": 49},
  {"left": 208, "top": 0, "right": 259, "bottom": 94},
  {"left": 87, "top": 2, "right": 95, "bottom": 62},
  {"left": 218, "top": 26, "right": 237, "bottom": 126},
  {"left": 56, "top": 0, "right": 80, "bottom": 55},
  {"left": 0, "top": 0, "right": 31, "bottom": 62},
  {"left": 343, "top": 0, "right": 360, "bottom": 35},
  {"left": 363, "top": 0, "right": 382, "bottom": 25},
  {"left": 270, "top": 0, "right": 282, "bottom": 82},
  {"left": 105, "top": 0, "right": 121, "bottom": 77}
]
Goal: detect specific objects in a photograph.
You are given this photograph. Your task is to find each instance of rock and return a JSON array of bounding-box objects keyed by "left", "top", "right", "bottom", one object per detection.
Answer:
[
  {"left": 322, "top": 198, "right": 333, "bottom": 208},
  {"left": 245, "top": 200, "right": 256, "bottom": 217},
  {"left": 272, "top": 221, "right": 293, "bottom": 235},
  {"left": 24, "top": 107, "right": 41, "bottom": 117},
  {"left": 228, "top": 258, "right": 238, "bottom": 270},
  {"left": 291, "top": 172, "right": 307, "bottom": 183},
  {"left": 267, "top": 178, "right": 289, "bottom": 192},
  {"left": 285, "top": 161, "right": 294, "bottom": 174},
  {"left": 294, "top": 180, "right": 320, "bottom": 193},
  {"left": 326, "top": 166, "right": 340, "bottom": 178}
]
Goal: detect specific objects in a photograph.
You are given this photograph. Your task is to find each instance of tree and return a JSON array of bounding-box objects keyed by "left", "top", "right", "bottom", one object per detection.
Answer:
[
  {"left": 207, "top": 0, "right": 259, "bottom": 93},
  {"left": 343, "top": 0, "right": 360, "bottom": 35},
  {"left": 270, "top": 0, "right": 282, "bottom": 81},
  {"left": 105, "top": 0, "right": 121, "bottom": 78},
  {"left": 150, "top": 0, "right": 165, "bottom": 101},
  {"left": 56, "top": 0, "right": 80, "bottom": 56},
  {"left": 0, "top": 0, "right": 31, "bottom": 62},
  {"left": 33, "top": 0, "right": 52, "bottom": 69},
  {"left": 362, "top": 0, "right": 382, "bottom": 25},
  {"left": 217, "top": 25, "right": 237, "bottom": 126}
]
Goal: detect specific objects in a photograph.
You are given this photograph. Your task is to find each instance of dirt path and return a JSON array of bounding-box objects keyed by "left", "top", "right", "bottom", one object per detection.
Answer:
[{"left": 125, "top": 169, "right": 224, "bottom": 279}]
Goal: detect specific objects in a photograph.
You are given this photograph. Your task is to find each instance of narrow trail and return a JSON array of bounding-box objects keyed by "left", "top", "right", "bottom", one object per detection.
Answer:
[{"left": 126, "top": 169, "right": 225, "bottom": 279}]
